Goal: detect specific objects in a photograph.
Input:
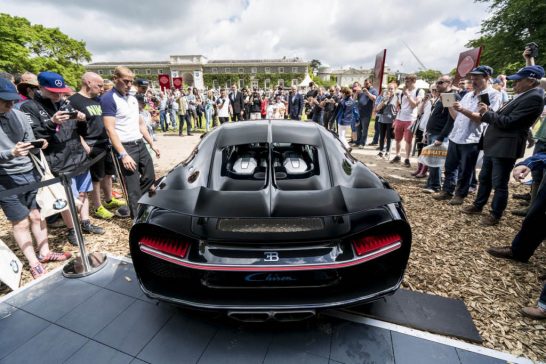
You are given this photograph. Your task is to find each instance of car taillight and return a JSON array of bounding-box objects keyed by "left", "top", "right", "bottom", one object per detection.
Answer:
[
  {"left": 352, "top": 233, "right": 402, "bottom": 257},
  {"left": 139, "top": 236, "right": 190, "bottom": 259}
]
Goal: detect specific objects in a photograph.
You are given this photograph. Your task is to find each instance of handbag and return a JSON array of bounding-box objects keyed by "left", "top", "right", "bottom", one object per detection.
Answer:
[{"left": 29, "top": 150, "right": 70, "bottom": 219}]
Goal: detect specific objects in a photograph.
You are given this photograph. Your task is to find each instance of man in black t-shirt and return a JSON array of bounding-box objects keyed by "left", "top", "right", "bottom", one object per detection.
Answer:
[{"left": 70, "top": 72, "right": 127, "bottom": 220}]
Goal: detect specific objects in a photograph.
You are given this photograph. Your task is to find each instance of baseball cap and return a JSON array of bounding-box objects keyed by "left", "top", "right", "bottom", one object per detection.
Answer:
[
  {"left": 468, "top": 65, "right": 494, "bottom": 77},
  {"left": 18, "top": 72, "right": 39, "bottom": 87},
  {"left": 136, "top": 79, "right": 149, "bottom": 87},
  {"left": 38, "top": 71, "right": 71, "bottom": 93},
  {"left": 506, "top": 65, "right": 545, "bottom": 81},
  {"left": 0, "top": 78, "right": 21, "bottom": 101}
]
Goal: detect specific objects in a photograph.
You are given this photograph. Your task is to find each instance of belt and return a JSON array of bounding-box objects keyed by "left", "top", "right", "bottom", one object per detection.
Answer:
[{"left": 121, "top": 139, "right": 143, "bottom": 146}]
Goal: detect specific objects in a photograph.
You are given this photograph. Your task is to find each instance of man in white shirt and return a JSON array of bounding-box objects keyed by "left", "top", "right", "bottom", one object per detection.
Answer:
[
  {"left": 391, "top": 74, "right": 424, "bottom": 166},
  {"left": 101, "top": 66, "right": 160, "bottom": 217},
  {"left": 216, "top": 88, "right": 232, "bottom": 124},
  {"left": 435, "top": 66, "right": 501, "bottom": 205}
]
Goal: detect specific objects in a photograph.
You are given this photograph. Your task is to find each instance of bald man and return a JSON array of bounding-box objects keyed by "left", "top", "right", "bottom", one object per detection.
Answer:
[{"left": 70, "top": 72, "right": 126, "bottom": 220}]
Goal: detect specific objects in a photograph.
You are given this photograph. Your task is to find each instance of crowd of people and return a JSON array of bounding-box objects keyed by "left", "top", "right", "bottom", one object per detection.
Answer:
[{"left": 0, "top": 46, "right": 545, "bottom": 320}]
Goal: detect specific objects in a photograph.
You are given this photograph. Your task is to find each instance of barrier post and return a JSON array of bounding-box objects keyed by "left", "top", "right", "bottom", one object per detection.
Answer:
[
  {"left": 111, "top": 150, "right": 134, "bottom": 218},
  {"left": 59, "top": 172, "right": 107, "bottom": 278}
]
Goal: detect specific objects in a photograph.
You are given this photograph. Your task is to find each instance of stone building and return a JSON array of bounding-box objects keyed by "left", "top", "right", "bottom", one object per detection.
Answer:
[{"left": 85, "top": 55, "right": 309, "bottom": 89}]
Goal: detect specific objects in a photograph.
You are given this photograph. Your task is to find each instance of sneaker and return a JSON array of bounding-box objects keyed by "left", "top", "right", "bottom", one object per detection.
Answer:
[
  {"left": 30, "top": 263, "right": 47, "bottom": 279},
  {"left": 449, "top": 195, "right": 465, "bottom": 205},
  {"left": 390, "top": 155, "right": 401, "bottom": 164},
  {"left": 358, "top": 145, "right": 364, "bottom": 149},
  {"left": 462, "top": 205, "right": 482, "bottom": 215},
  {"left": 481, "top": 214, "right": 500, "bottom": 226},
  {"left": 377, "top": 152, "right": 384, "bottom": 158},
  {"left": 369, "top": 142, "right": 378, "bottom": 146},
  {"left": 81, "top": 220, "right": 105, "bottom": 235},
  {"left": 521, "top": 306, "right": 546, "bottom": 320},
  {"left": 112, "top": 190, "right": 123, "bottom": 199},
  {"left": 104, "top": 197, "right": 125, "bottom": 209},
  {"left": 115, "top": 206, "right": 131, "bottom": 218},
  {"left": 404, "top": 159, "right": 411, "bottom": 167},
  {"left": 38, "top": 251, "right": 72, "bottom": 264},
  {"left": 67, "top": 229, "right": 85, "bottom": 246},
  {"left": 422, "top": 188, "right": 438, "bottom": 194},
  {"left": 433, "top": 191, "right": 453, "bottom": 201},
  {"left": 94, "top": 205, "right": 114, "bottom": 220}
]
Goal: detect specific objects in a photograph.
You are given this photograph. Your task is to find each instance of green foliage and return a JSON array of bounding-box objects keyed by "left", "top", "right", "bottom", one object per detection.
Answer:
[
  {"left": 467, "top": 0, "right": 546, "bottom": 74},
  {"left": 203, "top": 72, "right": 306, "bottom": 89},
  {"left": 311, "top": 74, "right": 337, "bottom": 88},
  {"left": 416, "top": 69, "right": 443, "bottom": 83},
  {"left": 0, "top": 13, "right": 91, "bottom": 86},
  {"left": 310, "top": 59, "right": 322, "bottom": 74}
]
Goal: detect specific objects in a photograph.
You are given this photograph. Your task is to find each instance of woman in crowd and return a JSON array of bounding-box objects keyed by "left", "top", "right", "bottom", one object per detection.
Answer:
[
  {"left": 375, "top": 83, "right": 398, "bottom": 159},
  {"left": 204, "top": 90, "right": 215, "bottom": 131},
  {"left": 336, "top": 87, "right": 359, "bottom": 149},
  {"left": 411, "top": 85, "right": 438, "bottom": 177}
]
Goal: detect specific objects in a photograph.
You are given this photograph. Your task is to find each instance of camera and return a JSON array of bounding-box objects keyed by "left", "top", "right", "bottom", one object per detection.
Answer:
[
  {"left": 59, "top": 100, "right": 78, "bottom": 119},
  {"left": 525, "top": 42, "right": 539, "bottom": 58}
]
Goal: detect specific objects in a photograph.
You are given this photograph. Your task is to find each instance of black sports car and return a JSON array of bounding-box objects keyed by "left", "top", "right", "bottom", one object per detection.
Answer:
[{"left": 130, "top": 120, "right": 411, "bottom": 321}]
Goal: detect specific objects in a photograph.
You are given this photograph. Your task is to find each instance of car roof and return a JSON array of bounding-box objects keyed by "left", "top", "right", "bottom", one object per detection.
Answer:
[{"left": 216, "top": 120, "right": 323, "bottom": 148}]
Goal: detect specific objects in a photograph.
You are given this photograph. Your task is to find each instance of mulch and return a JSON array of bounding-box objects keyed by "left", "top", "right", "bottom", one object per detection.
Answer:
[{"left": 1, "top": 161, "right": 545, "bottom": 361}]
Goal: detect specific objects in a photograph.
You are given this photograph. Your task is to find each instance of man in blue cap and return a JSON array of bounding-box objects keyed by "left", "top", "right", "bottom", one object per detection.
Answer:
[
  {"left": 0, "top": 78, "right": 71, "bottom": 279},
  {"left": 462, "top": 65, "right": 545, "bottom": 226}
]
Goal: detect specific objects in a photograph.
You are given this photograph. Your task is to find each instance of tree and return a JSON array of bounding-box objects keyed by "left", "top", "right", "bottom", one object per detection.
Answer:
[
  {"left": 310, "top": 59, "right": 322, "bottom": 75},
  {"left": 0, "top": 13, "right": 91, "bottom": 86},
  {"left": 416, "top": 69, "right": 443, "bottom": 83},
  {"left": 467, "top": 0, "right": 546, "bottom": 74}
]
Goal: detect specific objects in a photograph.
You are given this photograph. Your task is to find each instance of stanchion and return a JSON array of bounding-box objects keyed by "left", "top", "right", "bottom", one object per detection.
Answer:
[
  {"left": 111, "top": 150, "right": 133, "bottom": 218},
  {"left": 59, "top": 172, "right": 107, "bottom": 278}
]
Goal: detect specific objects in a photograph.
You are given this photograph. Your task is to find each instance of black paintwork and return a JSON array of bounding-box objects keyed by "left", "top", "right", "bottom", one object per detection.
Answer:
[{"left": 129, "top": 120, "right": 412, "bottom": 312}]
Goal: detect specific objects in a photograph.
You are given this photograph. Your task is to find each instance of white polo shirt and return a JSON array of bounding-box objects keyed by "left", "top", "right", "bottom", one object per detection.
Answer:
[{"left": 100, "top": 88, "right": 142, "bottom": 143}]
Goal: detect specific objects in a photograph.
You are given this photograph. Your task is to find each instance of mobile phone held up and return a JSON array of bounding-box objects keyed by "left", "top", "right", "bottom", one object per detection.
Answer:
[
  {"left": 526, "top": 42, "right": 539, "bottom": 59},
  {"left": 64, "top": 111, "right": 79, "bottom": 119},
  {"left": 29, "top": 140, "right": 44, "bottom": 149},
  {"left": 479, "top": 93, "right": 490, "bottom": 106}
]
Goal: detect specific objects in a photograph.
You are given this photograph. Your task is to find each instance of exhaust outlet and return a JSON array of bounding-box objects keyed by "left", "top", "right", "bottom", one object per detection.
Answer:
[{"left": 227, "top": 310, "right": 316, "bottom": 323}]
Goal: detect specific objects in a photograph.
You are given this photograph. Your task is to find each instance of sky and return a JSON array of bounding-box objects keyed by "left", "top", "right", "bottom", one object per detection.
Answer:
[{"left": 0, "top": 0, "right": 490, "bottom": 73}]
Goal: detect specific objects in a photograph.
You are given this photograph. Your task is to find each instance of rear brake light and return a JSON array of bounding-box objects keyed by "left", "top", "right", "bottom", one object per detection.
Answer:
[
  {"left": 139, "top": 236, "right": 190, "bottom": 258},
  {"left": 352, "top": 233, "right": 402, "bottom": 257}
]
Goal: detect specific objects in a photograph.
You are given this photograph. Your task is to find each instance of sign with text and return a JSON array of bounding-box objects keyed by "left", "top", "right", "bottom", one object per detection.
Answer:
[
  {"left": 373, "top": 49, "right": 387, "bottom": 92},
  {"left": 158, "top": 74, "right": 171, "bottom": 91},
  {"left": 193, "top": 70, "right": 204, "bottom": 90},
  {"left": 454, "top": 47, "right": 483, "bottom": 83}
]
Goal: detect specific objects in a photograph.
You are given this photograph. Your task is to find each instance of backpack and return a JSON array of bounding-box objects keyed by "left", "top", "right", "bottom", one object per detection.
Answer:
[{"left": 399, "top": 88, "right": 422, "bottom": 104}]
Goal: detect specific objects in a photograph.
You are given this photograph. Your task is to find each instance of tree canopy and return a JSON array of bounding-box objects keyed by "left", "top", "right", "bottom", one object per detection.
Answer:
[
  {"left": 467, "top": 0, "right": 546, "bottom": 74},
  {"left": 416, "top": 69, "right": 443, "bottom": 83},
  {"left": 310, "top": 59, "right": 322, "bottom": 75},
  {"left": 0, "top": 13, "right": 91, "bottom": 86}
]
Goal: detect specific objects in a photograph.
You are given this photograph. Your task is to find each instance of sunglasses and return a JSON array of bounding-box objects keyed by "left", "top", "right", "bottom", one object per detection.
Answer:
[
  {"left": 121, "top": 79, "right": 134, "bottom": 85},
  {"left": 436, "top": 80, "right": 448, "bottom": 84}
]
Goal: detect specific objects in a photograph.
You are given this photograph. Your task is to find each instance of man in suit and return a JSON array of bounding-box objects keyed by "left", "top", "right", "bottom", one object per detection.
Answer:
[
  {"left": 288, "top": 85, "right": 304, "bottom": 120},
  {"left": 462, "top": 65, "right": 545, "bottom": 226},
  {"left": 229, "top": 84, "right": 244, "bottom": 121}
]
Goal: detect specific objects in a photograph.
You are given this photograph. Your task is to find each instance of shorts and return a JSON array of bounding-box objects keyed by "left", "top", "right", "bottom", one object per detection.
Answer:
[
  {"left": 71, "top": 171, "right": 93, "bottom": 198},
  {"left": 89, "top": 146, "right": 115, "bottom": 182},
  {"left": 0, "top": 170, "right": 40, "bottom": 221},
  {"left": 393, "top": 119, "right": 413, "bottom": 143}
]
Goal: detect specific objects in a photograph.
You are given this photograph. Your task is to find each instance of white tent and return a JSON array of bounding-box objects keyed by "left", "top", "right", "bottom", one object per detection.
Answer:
[
  {"left": 399, "top": 79, "right": 430, "bottom": 90},
  {"left": 298, "top": 73, "right": 313, "bottom": 88}
]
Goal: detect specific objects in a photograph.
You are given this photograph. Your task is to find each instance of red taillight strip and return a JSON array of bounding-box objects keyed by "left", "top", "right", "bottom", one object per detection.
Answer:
[
  {"left": 139, "top": 236, "right": 190, "bottom": 258},
  {"left": 139, "top": 241, "right": 401, "bottom": 272},
  {"left": 352, "top": 234, "right": 402, "bottom": 256}
]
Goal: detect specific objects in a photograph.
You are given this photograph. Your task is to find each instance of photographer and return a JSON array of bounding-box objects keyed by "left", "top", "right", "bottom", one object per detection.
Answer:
[
  {"left": 20, "top": 71, "right": 104, "bottom": 244},
  {"left": 323, "top": 88, "right": 337, "bottom": 130},
  {"left": 249, "top": 88, "right": 261, "bottom": 120},
  {"left": 0, "top": 78, "right": 70, "bottom": 279}
]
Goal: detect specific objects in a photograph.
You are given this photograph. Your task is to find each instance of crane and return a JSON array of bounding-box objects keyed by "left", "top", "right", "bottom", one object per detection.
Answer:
[{"left": 402, "top": 40, "right": 427, "bottom": 71}]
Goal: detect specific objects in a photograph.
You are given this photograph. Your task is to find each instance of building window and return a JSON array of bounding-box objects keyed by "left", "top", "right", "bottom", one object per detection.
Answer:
[
  {"left": 292, "top": 67, "right": 298, "bottom": 73},
  {"left": 158, "top": 69, "right": 163, "bottom": 74},
  {"left": 291, "top": 79, "right": 299, "bottom": 86},
  {"left": 213, "top": 80, "right": 219, "bottom": 88},
  {"left": 278, "top": 79, "right": 285, "bottom": 87},
  {"left": 238, "top": 79, "right": 245, "bottom": 88},
  {"left": 212, "top": 67, "right": 218, "bottom": 74},
  {"left": 251, "top": 80, "right": 259, "bottom": 89},
  {"left": 265, "top": 67, "right": 271, "bottom": 74},
  {"left": 225, "top": 68, "right": 231, "bottom": 73},
  {"left": 97, "top": 70, "right": 103, "bottom": 75},
  {"left": 264, "top": 79, "right": 270, "bottom": 89},
  {"left": 251, "top": 67, "right": 257, "bottom": 74},
  {"left": 278, "top": 67, "right": 284, "bottom": 73},
  {"left": 238, "top": 68, "right": 244, "bottom": 74},
  {"left": 109, "top": 70, "right": 114, "bottom": 75},
  {"left": 146, "top": 69, "right": 151, "bottom": 75}
]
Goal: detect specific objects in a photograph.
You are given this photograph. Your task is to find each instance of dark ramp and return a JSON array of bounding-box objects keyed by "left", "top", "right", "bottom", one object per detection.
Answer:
[{"left": 345, "top": 288, "right": 482, "bottom": 343}]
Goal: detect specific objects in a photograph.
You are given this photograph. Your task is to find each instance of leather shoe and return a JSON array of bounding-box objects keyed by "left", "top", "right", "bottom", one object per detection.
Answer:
[
  {"left": 486, "top": 246, "right": 528, "bottom": 262},
  {"left": 462, "top": 205, "right": 482, "bottom": 215},
  {"left": 480, "top": 214, "right": 500, "bottom": 226},
  {"left": 511, "top": 208, "right": 528, "bottom": 217},
  {"left": 521, "top": 306, "right": 546, "bottom": 320},
  {"left": 449, "top": 195, "right": 465, "bottom": 205}
]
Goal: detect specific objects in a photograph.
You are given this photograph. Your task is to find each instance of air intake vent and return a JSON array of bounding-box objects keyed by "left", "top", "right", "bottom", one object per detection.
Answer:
[{"left": 217, "top": 218, "right": 324, "bottom": 233}]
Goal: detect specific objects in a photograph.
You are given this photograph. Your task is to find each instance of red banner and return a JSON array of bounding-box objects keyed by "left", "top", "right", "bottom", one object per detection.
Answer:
[
  {"left": 172, "top": 77, "right": 183, "bottom": 90},
  {"left": 454, "top": 47, "right": 483, "bottom": 83},
  {"left": 158, "top": 74, "right": 171, "bottom": 91},
  {"left": 373, "top": 49, "right": 387, "bottom": 92}
]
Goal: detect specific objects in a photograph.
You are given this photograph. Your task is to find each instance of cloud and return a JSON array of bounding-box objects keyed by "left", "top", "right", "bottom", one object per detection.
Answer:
[{"left": 0, "top": 0, "right": 489, "bottom": 73}]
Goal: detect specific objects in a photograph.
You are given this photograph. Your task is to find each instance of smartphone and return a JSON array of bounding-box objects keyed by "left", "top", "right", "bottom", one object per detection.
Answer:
[
  {"left": 65, "top": 111, "right": 78, "bottom": 119},
  {"left": 526, "top": 42, "right": 539, "bottom": 58},
  {"left": 479, "top": 93, "right": 490, "bottom": 106},
  {"left": 29, "top": 140, "right": 44, "bottom": 149}
]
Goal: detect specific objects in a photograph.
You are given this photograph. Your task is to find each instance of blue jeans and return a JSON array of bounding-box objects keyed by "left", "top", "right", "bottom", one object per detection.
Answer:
[
  {"left": 473, "top": 156, "right": 516, "bottom": 218},
  {"left": 371, "top": 116, "right": 381, "bottom": 144},
  {"left": 159, "top": 110, "right": 167, "bottom": 132},
  {"left": 442, "top": 142, "right": 479, "bottom": 197},
  {"left": 425, "top": 134, "right": 444, "bottom": 190},
  {"left": 169, "top": 109, "right": 178, "bottom": 129},
  {"left": 540, "top": 284, "right": 546, "bottom": 310},
  {"left": 356, "top": 114, "right": 372, "bottom": 146}
]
